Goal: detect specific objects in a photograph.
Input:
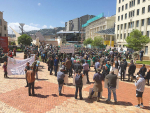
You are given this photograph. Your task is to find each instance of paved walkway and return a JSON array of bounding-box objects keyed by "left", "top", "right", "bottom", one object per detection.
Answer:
[{"left": 0, "top": 53, "right": 150, "bottom": 113}]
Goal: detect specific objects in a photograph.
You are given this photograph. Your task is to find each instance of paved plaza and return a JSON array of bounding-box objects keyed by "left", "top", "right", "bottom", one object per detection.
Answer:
[{"left": 0, "top": 53, "right": 150, "bottom": 113}]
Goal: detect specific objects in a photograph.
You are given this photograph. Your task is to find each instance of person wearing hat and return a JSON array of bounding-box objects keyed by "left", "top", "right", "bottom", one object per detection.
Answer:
[
  {"left": 135, "top": 74, "right": 146, "bottom": 108},
  {"left": 25, "top": 62, "right": 30, "bottom": 87},
  {"left": 105, "top": 70, "right": 118, "bottom": 104},
  {"left": 88, "top": 68, "right": 103, "bottom": 102},
  {"left": 57, "top": 67, "right": 65, "bottom": 96}
]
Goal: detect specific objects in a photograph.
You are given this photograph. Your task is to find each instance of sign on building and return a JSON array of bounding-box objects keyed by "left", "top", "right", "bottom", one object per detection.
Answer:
[{"left": 60, "top": 45, "right": 75, "bottom": 53}]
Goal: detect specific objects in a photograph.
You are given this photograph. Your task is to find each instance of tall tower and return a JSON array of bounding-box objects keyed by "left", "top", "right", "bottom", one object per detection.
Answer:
[{"left": 19, "top": 23, "right": 25, "bottom": 35}]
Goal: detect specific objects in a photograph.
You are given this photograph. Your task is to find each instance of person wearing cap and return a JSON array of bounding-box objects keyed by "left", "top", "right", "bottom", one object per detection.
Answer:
[
  {"left": 57, "top": 67, "right": 65, "bottom": 96},
  {"left": 128, "top": 60, "right": 136, "bottom": 82},
  {"left": 88, "top": 68, "right": 103, "bottom": 102},
  {"left": 25, "top": 62, "right": 30, "bottom": 87},
  {"left": 82, "top": 60, "right": 90, "bottom": 83},
  {"left": 135, "top": 74, "right": 146, "bottom": 108},
  {"left": 105, "top": 70, "right": 118, "bottom": 104}
]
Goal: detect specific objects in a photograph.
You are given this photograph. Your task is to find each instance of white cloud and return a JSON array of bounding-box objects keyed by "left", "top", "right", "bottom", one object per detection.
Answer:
[
  {"left": 38, "top": 3, "right": 41, "bottom": 6},
  {"left": 60, "top": 21, "right": 65, "bottom": 24},
  {"left": 49, "top": 25, "right": 54, "bottom": 29},
  {"left": 30, "top": 23, "right": 39, "bottom": 27},
  {"left": 8, "top": 22, "right": 40, "bottom": 34},
  {"left": 42, "top": 25, "right": 47, "bottom": 28}
]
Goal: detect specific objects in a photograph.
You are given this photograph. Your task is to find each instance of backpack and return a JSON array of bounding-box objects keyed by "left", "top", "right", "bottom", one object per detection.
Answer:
[{"left": 75, "top": 74, "right": 82, "bottom": 85}]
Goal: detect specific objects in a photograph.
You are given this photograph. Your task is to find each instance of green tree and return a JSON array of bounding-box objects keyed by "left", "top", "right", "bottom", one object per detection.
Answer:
[
  {"left": 91, "top": 36, "right": 104, "bottom": 48},
  {"left": 125, "top": 29, "right": 150, "bottom": 51},
  {"left": 18, "top": 34, "right": 33, "bottom": 45},
  {"left": 83, "top": 38, "right": 93, "bottom": 45}
]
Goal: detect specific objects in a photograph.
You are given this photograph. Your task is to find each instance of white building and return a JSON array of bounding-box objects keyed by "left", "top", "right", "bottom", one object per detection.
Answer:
[
  {"left": 0, "top": 11, "right": 8, "bottom": 37},
  {"left": 115, "top": 0, "right": 150, "bottom": 58}
]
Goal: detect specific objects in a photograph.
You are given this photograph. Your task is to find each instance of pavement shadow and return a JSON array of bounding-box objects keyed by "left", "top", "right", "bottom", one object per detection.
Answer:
[
  {"left": 34, "top": 86, "right": 42, "bottom": 89},
  {"left": 66, "top": 83, "right": 75, "bottom": 86},
  {"left": 8, "top": 77, "right": 25, "bottom": 79},
  {"left": 62, "top": 94, "right": 75, "bottom": 97},
  {"left": 51, "top": 94, "right": 58, "bottom": 97},
  {"left": 37, "top": 79, "right": 49, "bottom": 81},
  {"left": 141, "top": 106, "right": 150, "bottom": 110},
  {"left": 34, "top": 94, "right": 49, "bottom": 98}
]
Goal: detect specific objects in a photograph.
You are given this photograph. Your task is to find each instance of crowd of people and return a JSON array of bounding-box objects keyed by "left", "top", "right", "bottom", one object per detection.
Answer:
[{"left": 0, "top": 43, "right": 149, "bottom": 108}]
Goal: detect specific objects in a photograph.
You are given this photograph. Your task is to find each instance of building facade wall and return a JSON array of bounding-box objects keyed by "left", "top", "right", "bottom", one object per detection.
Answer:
[
  {"left": 115, "top": 0, "right": 150, "bottom": 56},
  {"left": 0, "top": 12, "right": 8, "bottom": 37},
  {"left": 85, "top": 16, "right": 116, "bottom": 39}
]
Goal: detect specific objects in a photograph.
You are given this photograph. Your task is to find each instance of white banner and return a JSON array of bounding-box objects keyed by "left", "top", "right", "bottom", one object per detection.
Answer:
[
  {"left": 7, "top": 55, "right": 35, "bottom": 75},
  {"left": 60, "top": 45, "right": 75, "bottom": 53}
]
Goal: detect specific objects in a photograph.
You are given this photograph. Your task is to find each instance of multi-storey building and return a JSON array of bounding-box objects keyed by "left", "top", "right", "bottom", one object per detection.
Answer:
[
  {"left": 0, "top": 11, "right": 8, "bottom": 37},
  {"left": 115, "top": 0, "right": 150, "bottom": 57}
]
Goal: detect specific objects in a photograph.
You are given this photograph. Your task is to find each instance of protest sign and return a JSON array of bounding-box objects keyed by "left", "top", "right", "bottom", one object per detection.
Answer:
[
  {"left": 7, "top": 54, "right": 35, "bottom": 75},
  {"left": 60, "top": 45, "right": 75, "bottom": 53}
]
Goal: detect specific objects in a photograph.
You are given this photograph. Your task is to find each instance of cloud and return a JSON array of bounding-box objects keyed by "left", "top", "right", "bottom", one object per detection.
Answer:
[
  {"left": 49, "top": 25, "right": 54, "bottom": 29},
  {"left": 8, "top": 22, "right": 40, "bottom": 34},
  {"left": 38, "top": 3, "right": 41, "bottom": 6},
  {"left": 60, "top": 21, "right": 65, "bottom": 24},
  {"left": 42, "top": 25, "right": 47, "bottom": 28},
  {"left": 30, "top": 23, "right": 39, "bottom": 27}
]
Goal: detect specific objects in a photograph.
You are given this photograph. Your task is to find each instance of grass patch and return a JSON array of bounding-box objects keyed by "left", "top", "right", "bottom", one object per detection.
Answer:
[{"left": 136, "top": 61, "right": 150, "bottom": 65}]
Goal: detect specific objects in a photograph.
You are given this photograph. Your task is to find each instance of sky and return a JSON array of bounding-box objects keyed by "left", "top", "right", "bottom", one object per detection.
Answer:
[{"left": 0, "top": 0, "right": 117, "bottom": 34}]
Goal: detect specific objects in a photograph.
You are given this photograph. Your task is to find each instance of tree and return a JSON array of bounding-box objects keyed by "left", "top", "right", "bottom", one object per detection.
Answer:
[
  {"left": 125, "top": 29, "right": 150, "bottom": 51},
  {"left": 91, "top": 36, "right": 104, "bottom": 48},
  {"left": 83, "top": 38, "right": 93, "bottom": 45},
  {"left": 18, "top": 34, "right": 33, "bottom": 46}
]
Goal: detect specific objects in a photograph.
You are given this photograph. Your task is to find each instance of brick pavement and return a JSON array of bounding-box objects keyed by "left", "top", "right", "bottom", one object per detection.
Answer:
[{"left": 0, "top": 53, "right": 149, "bottom": 113}]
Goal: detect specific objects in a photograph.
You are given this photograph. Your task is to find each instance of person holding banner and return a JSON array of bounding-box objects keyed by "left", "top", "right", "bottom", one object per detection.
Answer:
[
  {"left": 105, "top": 70, "right": 118, "bottom": 104},
  {"left": 88, "top": 68, "right": 103, "bottom": 102}
]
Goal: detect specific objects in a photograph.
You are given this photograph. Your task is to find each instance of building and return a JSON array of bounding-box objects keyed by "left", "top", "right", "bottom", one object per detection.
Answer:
[
  {"left": 57, "top": 15, "right": 95, "bottom": 44},
  {"left": 115, "top": 0, "right": 150, "bottom": 57},
  {"left": 0, "top": 11, "right": 8, "bottom": 37},
  {"left": 83, "top": 13, "right": 116, "bottom": 47}
]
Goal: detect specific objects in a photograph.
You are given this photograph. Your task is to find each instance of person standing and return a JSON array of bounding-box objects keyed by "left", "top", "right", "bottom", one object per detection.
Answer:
[
  {"left": 26, "top": 63, "right": 36, "bottom": 96},
  {"left": 95, "top": 59, "right": 100, "bottom": 73},
  {"left": 13, "top": 48, "right": 16, "bottom": 57},
  {"left": 128, "top": 60, "right": 136, "bottom": 82},
  {"left": 65, "top": 57, "right": 72, "bottom": 77},
  {"left": 106, "top": 61, "right": 111, "bottom": 73},
  {"left": 139, "top": 64, "right": 147, "bottom": 77},
  {"left": 145, "top": 67, "right": 150, "bottom": 86},
  {"left": 119, "top": 60, "right": 125, "bottom": 81},
  {"left": 47, "top": 57, "right": 54, "bottom": 75},
  {"left": 105, "top": 70, "right": 118, "bottom": 104},
  {"left": 82, "top": 60, "right": 90, "bottom": 83},
  {"left": 54, "top": 56, "right": 59, "bottom": 76},
  {"left": 87, "top": 58, "right": 91, "bottom": 69},
  {"left": 135, "top": 75, "right": 146, "bottom": 108},
  {"left": 88, "top": 68, "right": 103, "bottom": 102},
  {"left": 140, "top": 49, "right": 144, "bottom": 61},
  {"left": 25, "top": 62, "right": 30, "bottom": 87},
  {"left": 75, "top": 70, "right": 84, "bottom": 100},
  {"left": 3, "top": 62, "right": 8, "bottom": 78},
  {"left": 57, "top": 68, "right": 65, "bottom": 96}
]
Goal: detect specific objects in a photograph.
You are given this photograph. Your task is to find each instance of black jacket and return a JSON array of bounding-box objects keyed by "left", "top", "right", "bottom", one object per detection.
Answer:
[
  {"left": 128, "top": 64, "right": 136, "bottom": 74},
  {"left": 139, "top": 67, "right": 147, "bottom": 76},
  {"left": 119, "top": 61, "right": 125, "bottom": 71},
  {"left": 73, "top": 63, "right": 82, "bottom": 72},
  {"left": 47, "top": 59, "right": 54, "bottom": 67}
]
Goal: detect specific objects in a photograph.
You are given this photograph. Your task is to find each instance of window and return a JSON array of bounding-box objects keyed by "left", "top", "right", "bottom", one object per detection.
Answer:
[
  {"left": 130, "top": 2, "right": 131, "bottom": 7},
  {"left": 136, "top": 20, "right": 139, "bottom": 27},
  {"left": 122, "top": 0, "right": 124, "bottom": 1},
  {"left": 125, "top": 4, "right": 128, "bottom": 9},
  {"left": 120, "top": 34, "right": 122, "bottom": 39},
  {"left": 124, "top": 23, "right": 126, "bottom": 29},
  {"left": 121, "top": 15, "right": 123, "bottom": 20},
  {"left": 142, "top": 7, "right": 145, "bottom": 14},
  {"left": 142, "top": 19, "right": 144, "bottom": 26},
  {"left": 119, "top": 0, "right": 121, "bottom": 3},
  {"left": 128, "top": 33, "right": 130, "bottom": 36},
  {"left": 132, "top": 22, "right": 134, "bottom": 28},
  {"left": 145, "top": 46, "right": 148, "bottom": 55},
  {"left": 4, "top": 25, "right": 6, "bottom": 30},
  {"left": 117, "top": 34, "right": 119, "bottom": 39},
  {"left": 143, "top": 0, "right": 145, "bottom": 2},
  {"left": 148, "top": 18, "right": 150, "bottom": 25},
  {"left": 119, "top": 45, "right": 121, "bottom": 47},
  {"left": 121, "top": 24, "right": 123, "bottom": 29},
  {"left": 148, "top": 5, "right": 150, "bottom": 12},
  {"left": 141, "top": 31, "right": 143, "bottom": 35},
  {"left": 131, "top": 11, "right": 132, "bottom": 17},
  {"left": 5, "top": 34, "right": 6, "bottom": 37},
  {"left": 0, "top": 19, "right": 1, "bottom": 25},
  {"left": 124, "top": 33, "right": 126, "bottom": 39},
  {"left": 118, "top": 16, "right": 120, "bottom": 21},
  {"left": 118, "top": 25, "right": 119, "bottom": 30},
  {"left": 125, "top": 13, "right": 127, "bottom": 19},
  {"left": 129, "top": 12, "right": 130, "bottom": 18},
  {"left": 138, "top": 0, "right": 140, "bottom": 4},
  {"left": 137, "top": 9, "right": 139, "bottom": 15},
  {"left": 131, "top": 22, "right": 133, "bottom": 28},
  {"left": 122, "top": 5, "right": 124, "bottom": 11},
  {"left": 118, "top": 7, "right": 120, "bottom": 12},
  {"left": 128, "top": 23, "right": 130, "bottom": 28},
  {"left": 147, "top": 31, "right": 149, "bottom": 37},
  {"left": 133, "top": 10, "right": 135, "bottom": 17}
]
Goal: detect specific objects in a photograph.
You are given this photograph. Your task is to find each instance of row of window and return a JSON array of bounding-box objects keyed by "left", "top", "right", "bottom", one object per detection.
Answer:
[
  {"left": 118, "top": 0, "right": 146, "bottom": 13},
  {"left": 118, "top": 18, "right": 150, "bottom": 30},
  {"left": 119, "top": 0, "right": 146, "bottom": 4},
  {"left": 118, "top": 6, "right": 150, "bottom": 21}
]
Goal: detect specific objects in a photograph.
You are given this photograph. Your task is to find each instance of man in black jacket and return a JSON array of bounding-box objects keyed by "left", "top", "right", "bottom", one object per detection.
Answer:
[
  {"left": 73, "top": 61, "right": 82, "bottom": 74},
  {"left": 102, "top": 65, "right": 109, "bottom": 80},
  {"left": 128, "top": 60, "right": 136, "bottom": 82},
  {"left": 119, "top": 60, "right": 125, "bottom": 81},
  {"left": 139, "top": 64, "right": 147, "bottom": 77}
]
